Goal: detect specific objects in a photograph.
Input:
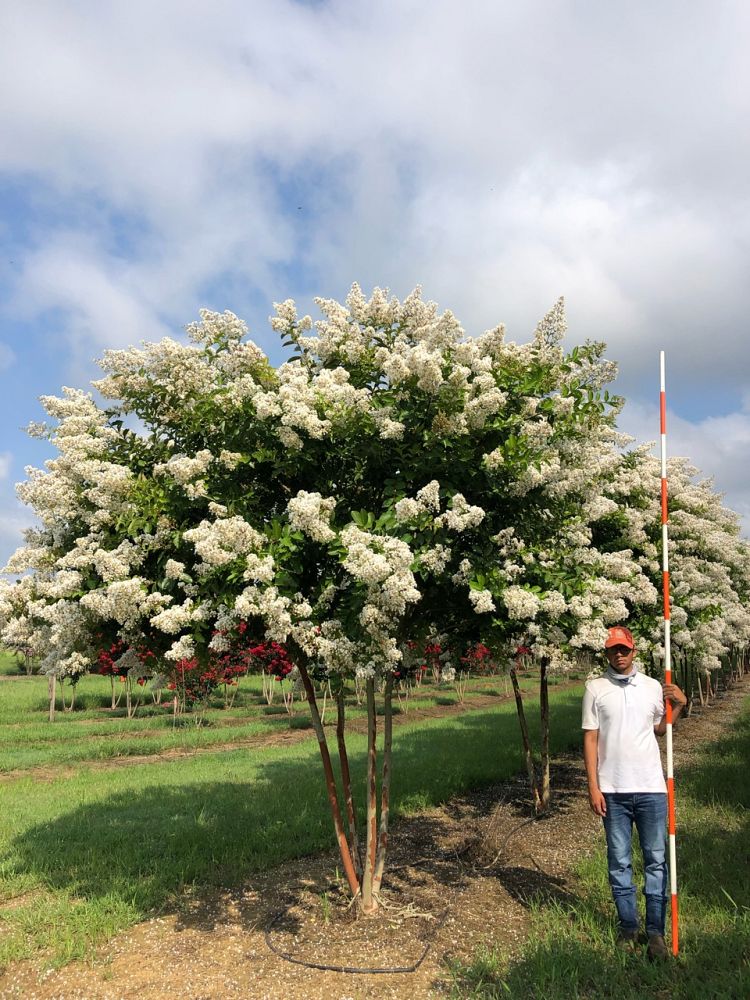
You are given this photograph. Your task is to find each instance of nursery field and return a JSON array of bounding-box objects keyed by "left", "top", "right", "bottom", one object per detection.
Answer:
[
  {"left": 0, "top": 665, "right": 582, "bottom": 971},
  {"left": 0, "top": 651, "right": 21, "bottom": 676},
  {"left": 0, "top": 664, "right": 557, "bottom": 772},
  {"left": 1, "top": 665, "right": 747, "bottom": 1000}
]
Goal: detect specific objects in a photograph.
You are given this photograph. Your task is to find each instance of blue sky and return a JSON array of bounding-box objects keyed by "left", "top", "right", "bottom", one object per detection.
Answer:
[{"left": 1, "top": 0, "right": 749, "bottom": 568}]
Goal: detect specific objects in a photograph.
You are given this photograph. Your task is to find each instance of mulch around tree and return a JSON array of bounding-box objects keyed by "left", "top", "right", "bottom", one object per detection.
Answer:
[{"left": 1, "top": 677, "right": 747, "bottom": 1000}]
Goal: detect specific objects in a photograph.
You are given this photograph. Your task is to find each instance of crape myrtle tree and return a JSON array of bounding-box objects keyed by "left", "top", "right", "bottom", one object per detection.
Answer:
[
  {"left": 1, "top": 286, "right": 656, "bottom": 909},
  {"left": 594, "top": 446, "right": 750, "bottom": 702},
  {"left": 470, "top": 428, "right": 662, "bottom": 813}
]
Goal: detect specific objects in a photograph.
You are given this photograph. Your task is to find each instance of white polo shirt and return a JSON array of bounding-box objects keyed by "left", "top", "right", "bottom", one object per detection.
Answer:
[{"left": 582, "top": 666, "right": 666, "bottom": 794}]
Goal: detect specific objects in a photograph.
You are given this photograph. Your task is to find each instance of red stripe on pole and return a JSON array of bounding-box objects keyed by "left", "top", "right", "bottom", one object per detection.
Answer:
[
  {"left": 667, "top": 778, "right": 676, "bottom": 833},
  {"left": 660, "top": 352, "right": 679, "bottom": 956}
]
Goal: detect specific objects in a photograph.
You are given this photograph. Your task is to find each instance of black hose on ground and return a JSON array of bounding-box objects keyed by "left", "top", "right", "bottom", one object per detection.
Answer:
[{"left": 264, "top": 904, "right": 449, "bottom": 974}]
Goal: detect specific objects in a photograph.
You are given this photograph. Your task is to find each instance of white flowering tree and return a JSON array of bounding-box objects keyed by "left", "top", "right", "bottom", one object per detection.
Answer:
[
  {"left": 594, "top": 446, "right": 750, "bottom": 703},
  {"left": 0, "top": 286, "right": 695, "bottom": 907}
]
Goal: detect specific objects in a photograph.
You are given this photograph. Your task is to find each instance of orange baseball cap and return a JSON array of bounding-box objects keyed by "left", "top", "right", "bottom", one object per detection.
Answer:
[{"left": 604, "top": 626, "right": 635, "bottom": 649}]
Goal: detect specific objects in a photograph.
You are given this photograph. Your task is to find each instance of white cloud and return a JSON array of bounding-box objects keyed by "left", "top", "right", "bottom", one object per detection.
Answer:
[
  {"left": 1, "top": 3, "right": 748, "bottom": 373},
  {"left": 0, "top": 500, "right": 33, "bottom": 575},
  {"left": 0, "top": 459, "right": 28, "bottom": 571},
  {"left": 0, "top": 1, "right": 747, "bottom": 525},
  {"left": 620, "top": 398, "right": 750, "bottom": 533}
]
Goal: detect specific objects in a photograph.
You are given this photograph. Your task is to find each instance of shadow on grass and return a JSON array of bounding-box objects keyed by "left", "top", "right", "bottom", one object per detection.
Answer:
[
  {"left": 449, "top": 922, "right": 750, "bottom": 1000},
  {"left": 5, "top": 693, "right": 584, "bottom": 932}
]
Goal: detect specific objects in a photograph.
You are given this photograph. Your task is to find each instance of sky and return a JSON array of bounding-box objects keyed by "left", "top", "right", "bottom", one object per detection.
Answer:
[{"left": 1, "top": 0, "right": 749, "bottom": 568}]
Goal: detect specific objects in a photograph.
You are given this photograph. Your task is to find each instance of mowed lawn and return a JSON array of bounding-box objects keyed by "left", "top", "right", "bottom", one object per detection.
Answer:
[
  {"left": 0, "top": 664, "right": 545, "bottom": 771},
  {"left": 0, "top": 664, "right": 584, "bottom": 970}
]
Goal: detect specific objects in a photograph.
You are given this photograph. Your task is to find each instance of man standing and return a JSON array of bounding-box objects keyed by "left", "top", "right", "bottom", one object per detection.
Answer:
[{"left": 582, "top": 625, "right": 687, "bottom": 960}]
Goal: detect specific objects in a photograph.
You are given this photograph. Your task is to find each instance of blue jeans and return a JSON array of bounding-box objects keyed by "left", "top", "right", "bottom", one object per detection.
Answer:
[{"left": 603, "top": 793, "right": 667, "bottom": 936}]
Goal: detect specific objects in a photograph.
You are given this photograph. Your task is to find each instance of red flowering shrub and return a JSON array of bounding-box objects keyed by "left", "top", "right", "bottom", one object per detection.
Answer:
[
  {"left": 166, "top": 658, "right": 224, "bottom": 708},
  {"left": 94, "top": 640, "right": 157, "bottom": 678},
  {"left": 460, "top": 642, "right": 496, "bottom": 676},
  {"left": 94, "top": 639, "right": 128, "bottom": 678},
  {"left": 247, "top": 640, "right": 294, "bottom": 681}
]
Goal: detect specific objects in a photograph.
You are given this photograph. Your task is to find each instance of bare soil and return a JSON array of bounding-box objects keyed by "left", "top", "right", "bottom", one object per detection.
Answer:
[{"left": 1, "top": 677, "right": 747, "bottom": 1000}]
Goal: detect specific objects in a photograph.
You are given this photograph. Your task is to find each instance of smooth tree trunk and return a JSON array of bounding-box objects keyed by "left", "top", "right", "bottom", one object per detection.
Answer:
[
  {"left": 291, "top": 647, "right": 398, "bottom": 912},
  {"left": 361, "top": 677, "right": 379, "bottom": 913},
  {"left": 336, "top": 687, "right": 361, "bottom": 879},
  {"left": 295, "top": 654, "right": 361, "bottom": 899},
  {"left": 319, "top": 680, "right": 330, "bottom": 726},
  {"left": 539, "top": 657, "right": 551, "bottom": 814},
  {"left": 510, "top": 664, "right": 541, "bottom": 813},
  {"left": 373, "top": 672, "right": 393, "bottom": 895},
  {"left": 62, "top": 681, "right": 77, "bottom": 712},
  {"left": 48, "top": 674, "right": 56, "bottom": 723},
  {"left": 126, "top": 681, "right": 135, "bottom": 719}
]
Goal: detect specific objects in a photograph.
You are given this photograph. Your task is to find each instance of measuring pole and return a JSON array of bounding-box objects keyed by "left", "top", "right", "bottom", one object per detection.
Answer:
[{"left": 660, "top": 351, "right": 679, "bottom": 955}]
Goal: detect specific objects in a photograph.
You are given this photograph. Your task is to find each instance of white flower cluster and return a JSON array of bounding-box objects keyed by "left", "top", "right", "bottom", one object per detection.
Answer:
[
  {"left": 243, "top": 553, "right": 276, "bottom": 584},
  {"left": 371, "top": 406, "right": 405, "bottom": 441},
  {"left": 570, "top": 619, "right": 611, "bottom": 651},
  {"left": 183, "top": 516, "right": 265, "bottom": 568},
  {"left": 150, "top": 599, "right": 195, "bottom": 634},
  {"left": 468, "top": 588, "right": 496, "bottom": 614},
  {"left": 394, "top": 481, "right": 441, "bottom": 523},
  {"left": 153, "top": 450, "right": 212, "bottom": 485},
  {"left": 340, "top": 524, "right": 421, "bottom": 663},
  {"left": 276, "top": 362, "right": 331, "bottom": 440},
  {"left": 165, "top": 635, "right": 196, "bottom": 662},
  {"left": 540, "top": 591, "right": 567, "bottom": 619},
  {"left": 419, "top": 544, "right": 452, "bottom": 574},
  {"left": 293, "top": 619, "right": 358, "bottom": 676},
  {"left": 80, "top": 578, "right": 171, "bottom": 628},
  {"left": 186, "top": 308, "right": 249, "bottom": 348},
  {"left": 287, "top": 491, "right": 337, "bottom": 543},
  {"left": 503, "top": 586, "right": 542, "bottom": 621},
  {"left": 165, "top": 559, "right": 187, "bottom": 580},
  {"left": 218, "top": 450, "right": 244, "bottom": 469},
  {"left": 235, "top": 585, "right": 292, "bottom": 642},
  {"left": 434, "top": 494, "right": 485, "bottom": 532}
]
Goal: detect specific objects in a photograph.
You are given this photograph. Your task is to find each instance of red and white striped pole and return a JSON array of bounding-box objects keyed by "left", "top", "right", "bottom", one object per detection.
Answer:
[{"left": 660, "top": 350, "right": 679, "bottom": 955}]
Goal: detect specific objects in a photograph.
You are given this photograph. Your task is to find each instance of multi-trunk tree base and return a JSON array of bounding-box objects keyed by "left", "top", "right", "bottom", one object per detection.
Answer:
[{"left": 295, "top": 653, "right": 394, "bottom": 913}]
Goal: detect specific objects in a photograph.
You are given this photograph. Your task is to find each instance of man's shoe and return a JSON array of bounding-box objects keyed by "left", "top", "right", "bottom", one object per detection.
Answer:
[
  {"left": 616, "top": 928, "right": 640, "bottom": 950},
  {"left": 647, "top": 933, "right": 669, "bottom": 961}
]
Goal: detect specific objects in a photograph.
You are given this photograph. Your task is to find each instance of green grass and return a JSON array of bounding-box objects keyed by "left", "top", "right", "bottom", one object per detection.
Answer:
[
  {"left": 0, "top": 650, "right": 24, "bottom": 677},
  {"left": 0, "top": 671, "right": 544, "bottom": 772},
  {"left": 448, "top": 695, "right": 750, "bottom": 1000},
  {"left": 0, "top": 685, "right": 584, "bottom": 970}
]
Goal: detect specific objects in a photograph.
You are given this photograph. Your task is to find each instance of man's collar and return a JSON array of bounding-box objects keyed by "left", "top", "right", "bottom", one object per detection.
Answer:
[{"left": 606, "top": 664, "right": 638, "bottom": 684}]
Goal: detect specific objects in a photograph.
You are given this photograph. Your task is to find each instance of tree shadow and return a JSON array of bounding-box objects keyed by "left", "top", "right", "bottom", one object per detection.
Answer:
[
  {"left": 6, "top": 691, "right": 585, "bottom": 938},
  {"left": 452, "top": 923, "right": 750, "bottom": 1000}
]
